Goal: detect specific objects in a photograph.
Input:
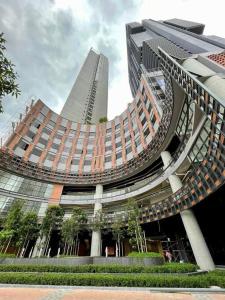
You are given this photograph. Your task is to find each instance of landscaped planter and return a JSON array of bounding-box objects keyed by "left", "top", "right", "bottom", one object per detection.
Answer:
[
  {"left": 93, "top": 256, "right": 164, "bottom": 266},
  {"left": 0, "top": 257, "right": 92, "bottom": 266},
  {"left": 0, "top": 256, "right": 164, "bottom": 266}
]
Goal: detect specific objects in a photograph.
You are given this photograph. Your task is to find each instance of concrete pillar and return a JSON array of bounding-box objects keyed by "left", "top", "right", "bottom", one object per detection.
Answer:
[
  {"left": 161, "top": 151, "right": 215, "bottom": 271},
  {"left": 90, "top": 184, "right": 103, "bottom": 257}
]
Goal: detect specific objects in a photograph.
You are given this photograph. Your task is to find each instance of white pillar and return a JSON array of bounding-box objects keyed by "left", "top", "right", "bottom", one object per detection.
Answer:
[
  {"left": 90, "top": 184, "right": 103, "bottom": 257},
  {"left": 161, "top": 151, "right": 215, "bottom": 271}
]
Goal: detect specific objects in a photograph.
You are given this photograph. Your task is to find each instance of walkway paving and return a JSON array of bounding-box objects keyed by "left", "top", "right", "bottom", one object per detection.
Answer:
[{"left": 0, "top": 287, "right": 225, "bottom": 300}]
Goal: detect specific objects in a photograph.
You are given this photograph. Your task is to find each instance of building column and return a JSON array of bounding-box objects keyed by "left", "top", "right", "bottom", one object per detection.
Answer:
[
  {"left": 90, "top": 184, "right": 103, "bottom": 257},
  {"left": 161, "top": 151, "right": 215, "bottom": 271}
]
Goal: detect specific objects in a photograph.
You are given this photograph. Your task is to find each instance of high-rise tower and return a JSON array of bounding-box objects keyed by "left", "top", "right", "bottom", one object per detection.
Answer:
[
  {"left": 126, "top": 18, "right": 223, "bottom": 97},
  {"left": 61, "top": 49, "right": 108, "bottom": 124}
]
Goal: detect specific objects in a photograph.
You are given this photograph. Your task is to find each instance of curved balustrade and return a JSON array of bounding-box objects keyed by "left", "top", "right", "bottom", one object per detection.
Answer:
[
  {"left": 0, "top": 70, "right": 173, "bottom": 185},
  {"left": 61, "top": 49, "right": 225, "bottom": 223},
  {"left": 0, "top": 49, "right": 224, "bottom": 224}
]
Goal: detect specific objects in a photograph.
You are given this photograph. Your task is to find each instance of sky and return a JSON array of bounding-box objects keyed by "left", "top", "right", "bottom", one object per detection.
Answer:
[{"left": 0, "top": 0, "right": 225, "bottom": 136}]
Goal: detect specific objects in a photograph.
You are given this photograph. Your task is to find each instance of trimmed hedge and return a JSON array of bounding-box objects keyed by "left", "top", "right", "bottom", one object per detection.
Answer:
[
  {"left": 0, "top": 253, "right": 16, "bottom": 258},
  {"left": 0, "top": 272, "right": 224, "bottom": 287},
  {"left": 128, "top": 251, "right": 163, "bottom": 258},
  {"left": 0, "top": 263, "right": 197, "bottom": 274}
]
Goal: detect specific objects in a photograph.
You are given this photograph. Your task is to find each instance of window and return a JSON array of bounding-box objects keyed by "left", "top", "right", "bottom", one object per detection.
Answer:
[
  {"left": 32, "top": 148, "right": 42, "bottom": 157},
  {"left": 46, "top": 154, "right": 55, "bottom": 161},
  {"left": 130, "top": 110, "right": 135, "bottom": 118},
  {"left": 116, "top": 141, "right": 122, "bottom": 148},
  {"left": 123, "top": 118, "right": 128, "bottom": 125},
  {"left": 42, "top": 128, "right": 51, "bottom": 135},
  {"left": 134, "top": 128, "right": 139, "bottom": 136},
  {"left": 137, "top": 99, "right": 142, "bottom": 108},
  {"left": 59, "top": 156, "right": 66, "bottom": 164},
  {"left": 48, "top": 120, "right": 56, "bottom": 128},
  {"left": 126, "top": 146, "right": 132, "bottom": 154},
  {"left": 105, "top": 156, "right": 111, "bottom": 163},
  {"left": 87, "top": 148, "right": 93, "bottom": 154},
  {"left": 125, "top": 136, "right": 131, "bottom": 143},
  {"left": 124, "top": 125, "right": 129, "bottom": 133},
  {"left": 52, "top": 143, "right": 59, "bottom": 150},
  {"left": 115, "top": 132, "right": 121, "bottom": 139},
  {"left": 116, "top": 152, "right": 122, "bottom": 160},
  {"left": 105, "top": 146, "right": 111, "bottom": 152},
  {"left": 76, "top": 149, "right": 82, "bottom": 154},
  {"left": 71, "top": 159, "right": 79, "bottom": 165},
  {"left": 24, "top": 143, "right": 29, "bottom": 151},
  {"left": 38, "top": 137, "right": 48, "bottom": 146},
  {"left": 115, "top": 124, "right": 120, "bottom": 130},
  {"left": 144, "top": 127, "right": 150, "bottom": 138},
  {"left": 138, "top": 108, "right": 143, "bottom": 117},
  {"left": 135, "top": 138, "right": 141, "bottom": 148},
  {"left": 58, "top": 125, "right": 66, "bottom": 132},
  {"left": 27, "top": 130, "right": 35, "bottom": 140},
  {"left": 151, "top": 114, "right": 156, "bottom": 125},
  {"left": 147, "top": 102, "right": 152, "bottom": 114},
  {"left": 84, "top": 160, "right": 91, "bottom": 166},
  {"left": 141, "top": 117, "right": 147, "bottom": 127},
  {"left": 33, "top": 120, "right": 41, "bottom": 129}
]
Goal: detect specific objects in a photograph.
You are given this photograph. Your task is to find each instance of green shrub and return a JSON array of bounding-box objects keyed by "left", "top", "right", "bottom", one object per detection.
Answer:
[
  {"left": 0, "top": 272, "right": 223, "bottom": 287},
  {"left": 128, "top": 251, "right": 163, "bottom": 258},
  {"left": 0, "top": 252, "right": 16, "bottom": 258},
  {"left": 0, "top": 263, "right": 197, "bottom": 274}
]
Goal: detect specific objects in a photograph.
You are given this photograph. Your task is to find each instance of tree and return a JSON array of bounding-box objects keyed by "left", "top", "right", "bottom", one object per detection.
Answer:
[
  {"left": 99, "top": 116, "right": 108, "bottom": 123},
  {"left": 111, "top": 213, "right": 126, "bottom": 257},
  {"left": 0, "top": 229, "right": 14, "bottom": 253},
  {"left": 61, "top": 218, "right": 75, "bottom": 255},
  {"left": 126, "top": 198, "right": 145, "bottom": 253},
  {"left": 61, "top": 207, "right": 87, "bottom": 256},
  {"left": 0, "top": 199, "right": 24, "bottom": 253},
  {"left": 0, "top": 32, "right": 20, "bottom": 113},
  {"left": 17, "top": 212, "right": 39, "bottom": 257},
  {"left": 40, "top": 206, "right": 64, "bottom": 255},
  {"left": 90, "top": 210, "right": 106, "bottom": 232}
]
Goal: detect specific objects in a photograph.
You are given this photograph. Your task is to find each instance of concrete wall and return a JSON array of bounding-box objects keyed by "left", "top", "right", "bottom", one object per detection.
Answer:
[{"left": 0, "top": 256, "right": 164, "bottom": 266}]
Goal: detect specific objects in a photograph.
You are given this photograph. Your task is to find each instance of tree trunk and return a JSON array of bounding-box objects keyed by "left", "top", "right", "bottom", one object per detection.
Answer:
[
  {"left": 143, "top": 231, "right": 147, "bottom": 252},
  {"left": 4, "top": 236, "right": 12, "bottom": 254},
  {"left": 16, "top": 246, "right": 21, "bottom": 258},
  {"left": 23, "top": 239, "right": 30, "bottom": 258},
  {"left": 44, "top": 233, "right": 51, "bottom": 256},
  {"left": 77, "top": 240, "right": 80, "bottom": 256},
  {"left": 135, "top": 230, "right": 140, "bottom": 252},
  {"left": 19, "top": 232, "right": 29, "bottom": 257},
  {"left": 44, "top": 228, "right": 52, "bottom": 256},
  {"left": 74, "top": 236, "right": 78, "bottom": 256},
  {"left": 1, "top": 240, "right": 8, "bottom": 253},
  {"left": 136, "top": 221, "right": 143, "bottom": 253},
  {"left": 121, "top": 241, "right": 123, "bottom": 257}
]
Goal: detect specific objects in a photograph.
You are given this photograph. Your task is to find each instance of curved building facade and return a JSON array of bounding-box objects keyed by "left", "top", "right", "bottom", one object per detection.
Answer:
[{"left": 0, "top": 18, "right": 225, "bottom": 268}]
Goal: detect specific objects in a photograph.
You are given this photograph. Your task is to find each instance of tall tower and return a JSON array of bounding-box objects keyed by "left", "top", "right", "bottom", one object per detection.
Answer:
[
  {"left": 126, "top": 18, "right": 222, "bottom": 97},
  {"left": 61, "top": 49, "right": 108, "bottom": 124}
]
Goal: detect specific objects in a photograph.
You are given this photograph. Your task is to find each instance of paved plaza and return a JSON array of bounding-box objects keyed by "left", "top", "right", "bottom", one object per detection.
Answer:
[{"left": 0, "top": 287, "right": 225, "bottom": 300}]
